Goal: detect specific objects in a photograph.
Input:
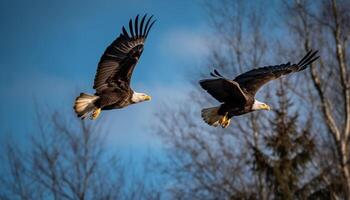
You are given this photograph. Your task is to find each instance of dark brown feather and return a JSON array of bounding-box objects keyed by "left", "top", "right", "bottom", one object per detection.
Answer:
[
  {"left": 95, "top": 87, "right": 132, "bottom": 110},
  {"left": 234, "top": 50, "right": 319, "bottom": 95},
  {"left": 93, "top": 14, "right": 156, "bottom": 95},
  {"left": 199, "top": 78, "right": 247, "bottom": 104}
]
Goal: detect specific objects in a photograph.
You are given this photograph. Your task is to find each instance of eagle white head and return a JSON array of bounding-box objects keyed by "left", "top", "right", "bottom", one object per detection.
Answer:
[
  {"left": 252, "top": 99, "right": 271, "bottom": 111},
  {"left": 131, "top": 92, "right": 152, "bottom": 103}
]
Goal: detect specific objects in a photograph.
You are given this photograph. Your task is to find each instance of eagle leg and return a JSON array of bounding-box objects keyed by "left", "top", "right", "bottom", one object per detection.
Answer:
[
  {"left": 222, "top": 118, "right": 231, "bottom": 128},
  {"left": 219, "top": 112, "right": 231, "bottom": 128},
  {"left": 219, "top": 114, "right": 226, "bottom": 124},
  {"left": 91, "top": 108, "right": 101, "bottom": 120}
]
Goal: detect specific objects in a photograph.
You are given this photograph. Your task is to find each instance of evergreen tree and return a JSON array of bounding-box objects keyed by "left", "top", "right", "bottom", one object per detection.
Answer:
[{"left": 252, "top": 83, "right": 315, "bottom": 200}]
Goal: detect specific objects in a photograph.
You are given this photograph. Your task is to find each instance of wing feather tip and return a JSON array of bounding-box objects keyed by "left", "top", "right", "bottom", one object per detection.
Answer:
[{"left": 129, "top": 18, "right": 135, "bottom": 38}]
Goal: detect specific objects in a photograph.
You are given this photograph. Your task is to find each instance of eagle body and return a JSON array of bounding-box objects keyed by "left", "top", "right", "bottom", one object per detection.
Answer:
[
  {"left": 219, "top": 97, "right": 255, "bottom": 117},
  {"left": 94, "top": 87, "right": 133, "bottom": 110},
  {"left": 200, "top": 50, "right": 319, "bottom": 128},
  {"left": 74, "top": 15, "right": 155, "bottom": 119}
]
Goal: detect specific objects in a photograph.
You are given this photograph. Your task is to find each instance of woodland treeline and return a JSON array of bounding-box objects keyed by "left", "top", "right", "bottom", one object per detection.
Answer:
[
  {"left": 1, "top": 0, "right": 349, "bottom": 199},
  {"left": 156, "top": 0, "right": 350, "bottom": 199}
]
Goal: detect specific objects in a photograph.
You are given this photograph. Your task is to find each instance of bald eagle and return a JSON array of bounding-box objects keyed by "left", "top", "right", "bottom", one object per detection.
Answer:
[
  {"left": 200, "top": 50, "right": 319, "bottom": 128},
  {"left": 74, "top": 15, "right": 156, "bottom": 119}
]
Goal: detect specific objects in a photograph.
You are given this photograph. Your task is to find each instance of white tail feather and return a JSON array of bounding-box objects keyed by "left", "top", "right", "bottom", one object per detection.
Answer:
[
  {"left": 201, "top": 106, "right": 231, "bottom": 128},
  {"left": 74, "top": 93, "right": 99, "bottom": 119},
  {"left": 201, "top": 106, "right": 223, "bottom": 127}
]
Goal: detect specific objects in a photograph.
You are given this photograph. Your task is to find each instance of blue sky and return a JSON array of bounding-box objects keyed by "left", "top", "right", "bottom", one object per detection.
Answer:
[{"left": 0, "top": 0, "right": 212, "bottom": 159}]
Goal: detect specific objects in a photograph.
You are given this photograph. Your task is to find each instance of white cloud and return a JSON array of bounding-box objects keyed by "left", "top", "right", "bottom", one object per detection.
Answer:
[{"left": 159, "top": 27, "right": 211, "bottom": 60}]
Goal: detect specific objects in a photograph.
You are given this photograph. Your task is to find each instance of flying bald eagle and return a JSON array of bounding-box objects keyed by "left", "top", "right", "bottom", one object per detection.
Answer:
[
  {"left": 74, "top": 15, "right": 156, "bottom": 119},
  {"left": 200, "top": 50, "right": 319, "bottom": 128}
]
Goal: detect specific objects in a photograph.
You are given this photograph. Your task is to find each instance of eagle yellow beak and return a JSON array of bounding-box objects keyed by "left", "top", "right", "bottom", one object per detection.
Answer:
[
  {"left": 261, "top": 104, "right": 271, "bottom": 111},
  {"left": 144, "top": 95, "right": 152, "bottom": 101}
]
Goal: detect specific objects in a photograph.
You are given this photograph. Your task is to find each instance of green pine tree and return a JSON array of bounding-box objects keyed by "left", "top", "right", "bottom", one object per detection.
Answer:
[{"left": 252, "top": 83, "right": 315, "bottom": 200}]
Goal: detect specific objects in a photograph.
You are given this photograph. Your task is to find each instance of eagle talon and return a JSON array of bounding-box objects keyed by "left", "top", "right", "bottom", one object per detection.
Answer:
[
  {"left": 91, "top": 108, "right": 101, "bottom": 120},
  {"left": 221, "top": 116, "right": 231, "bottom": 128},
  {"left": 219, "top": 113, "right": 227, "bottom": 124},
  {"left": 219, "top": 113, "right": 231, "bottom": 128},
  {"left": 222, "top": 118, "right": 231, "bottom": 128}
]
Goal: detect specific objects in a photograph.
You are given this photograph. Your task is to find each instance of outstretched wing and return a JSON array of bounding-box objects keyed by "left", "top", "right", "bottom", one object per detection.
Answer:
[
  {"left": 93, "top": 14, "right": 156, "bottom": 93},
  {"left": 234, "top": 50, "right": 319, "bottom": 96},
  {"left": 199, "top": 78, "right": 248, "bottom": 104}
]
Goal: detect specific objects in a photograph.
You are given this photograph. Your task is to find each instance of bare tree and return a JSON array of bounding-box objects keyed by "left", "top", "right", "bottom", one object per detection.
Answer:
[
  {"left": 155, "top": 0, "right": 343, "bottom": 199},
  {"left": 0, "top": 110, "right": 160, "bottom": 200},
  {"left": 280, "top": 0, "right": 350, "bottom": 197}
]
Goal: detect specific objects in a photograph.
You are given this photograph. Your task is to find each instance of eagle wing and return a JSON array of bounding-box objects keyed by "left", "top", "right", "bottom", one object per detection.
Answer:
[
  {"left": 199, "top": 78, "right": 248, "bottom": 104},
  {"left": 234, "top": 50, "right": 319, "bottom": 96},
  {"left": 93, "top": 15, "right": 156, "bottom": 94}
]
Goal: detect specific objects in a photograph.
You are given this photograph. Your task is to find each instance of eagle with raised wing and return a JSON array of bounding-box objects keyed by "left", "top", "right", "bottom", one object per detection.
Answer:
[
  {"left": 199, "top": 50, "right": 319, "bottom": 128},
  {"left": 74, "top": 15, "right": 156, "bottom": 119}
]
